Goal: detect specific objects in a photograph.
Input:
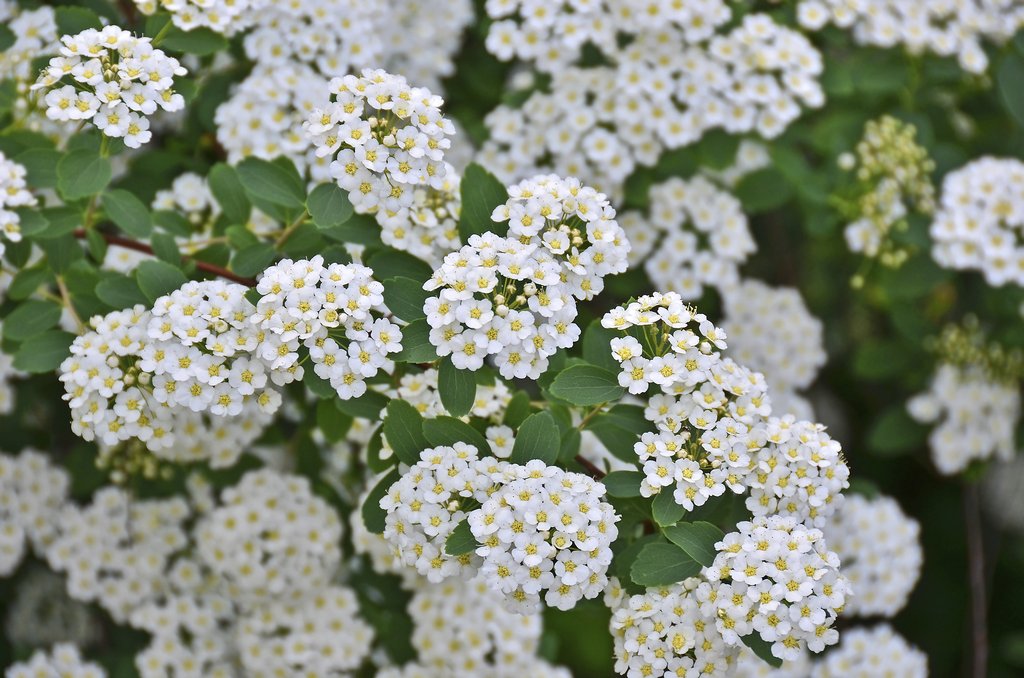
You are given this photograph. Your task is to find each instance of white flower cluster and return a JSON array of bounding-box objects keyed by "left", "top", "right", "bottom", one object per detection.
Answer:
[
  {"left": 797, "top": 0, "right": 1024, "bottom": 74},
  {"left": 703, "top": 140, "right": 772, "bottom": 188},
  {"left": 0, "top": 152, "right": 33, "bottom": 259},
  {"left": 908, "top": 363, "right": 1020, "bottom": 474},
  {"left": 46, "top": 488, "right": 190, "bottom": 622},
  {"left": 471, "top": 462, "right": 619, "bottom": 612},
  {"left": 722, "top": 281, "right": 825, "bottom": 420},
  {"left": 381, "top": 0, "right": 475, "bottom": 91},
  {"left": 4, "top": 568, "right": 100, "bottom": 650},
  {"left": 195, "top": 469, "right": 342, "bottom": 603},
  {"left": 153, "top": 171, "right": 218, "bottom": 225},
  {"left": 132, "top": 0, "right": 262, "bottom": 33},
  {"left": 607, "top": 576, "right": 742, "bottom": 678},
  {"left": 824, "top": 494, "right": 922, "bottom": 618},
  {"left": 237, "top": 585, "right": 374, "bottom": 677},
  {"left": 424, "top": 175, "right": 629, "bottom": 379},
  {"left": 811, "top": 624, "right": 928, "bottom": 678},
  {"left": 394, "top": 368, "right": 512, "bottom": 421},
  {"left": 383, "top": 170, "right": 462, "bottom": 265},
  {"left": 6, "top": 644, "right": 106, "bottom": 678},
  {"left": 381, "top": 443, "right": 506, "bottom": 582},
  {"left": 251, "top": 256, "right": 402, "bottom": 400},
  {"left": 0, "top": 2, "right": 57, "bottom": 82},
  {"left": 734, "top": 647, "right": 812, "bottom": 678},
  {"left": 930, "top": 157, "right": 1024, "bottom": 287},
  {"left": 0, "top": 450, "right": 69, "bottom": 576},
  {"left": 704, "top": 515, "right": 850, "bottom": 661},
  {"left": 306, "top": 69, "right": 454, "bottom": 221},
  {"left": 623, "top": 177, "right": 755, "bottom": 300},
  {"left": 33, "top": 26, "right": 187, "bottom": 148}
]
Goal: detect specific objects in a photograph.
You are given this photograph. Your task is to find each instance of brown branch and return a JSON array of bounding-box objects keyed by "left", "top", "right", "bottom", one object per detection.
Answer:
[
  {"left": 964, "top": 482, "right": 988, "bottom": 678},
  {"left": 74, "top": 229, "right": 256, "bottom": 287},
  {"left": 574, "top": 453, "right": 605, "bottom": 479}
]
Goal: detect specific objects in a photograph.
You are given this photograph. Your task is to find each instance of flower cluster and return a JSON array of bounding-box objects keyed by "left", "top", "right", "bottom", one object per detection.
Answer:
[
  {"left": 0, "top": 450, "right": 69, "bottom": 576},
  {"left": 33, "top": 26, "right": 187, "bottom": 148},
  {"left": 306, "top": 69, "right": 454, "bottom": 223},
  {"left": 132, "top": 0, "right": 261, "bottom": 33},
  {"left": 930, "top": 157, "right": 1024, "bottom": 287},
  {"left": 152, "top": 171, "right": 218, "bottom": 226},
  {"left": 0, "top": 152, "right": 33, "bottom": 259},
  {"left": 381, "top": 443, "right": 506, "bottom": 582},
  {"left": 471, "top": 462, "right": 620, "bottom": 612},
  {"left": 722, "top": 281, "right": 825, "bottom": 420},
  {"left": 623, "top": 177, "right": 755, "bottom": 300},
  {"left": 4, "top": 568, "right": 99, "bottom": 650},
  {"left": 251, "top": 256, "right": 402, "bottom": 399},
  {"left": 797, "top": 0, "right": 1024, "bottom": 74},
  {"left": 382, "top": 169, "right": 462, "bottom": 265},
  {"left": 195, "top": 469, "right": 342, "bottom": 603},
  {"left": 392, "top": 368, "right": 512, "bottom": 421},
  {"left": 424, "top": 175, "right": 628, "bottom": 379},
  {"left": 824, "top": 494, "right": 922, "bottom": 617},
  {"left": 0, "top": 2, "right": 57, "bottom": 82},
  {"left": 6, "top": 643, "right": 106, "bottom": 678},
  {"left": 704, "top": 515, "right": 850, "bottom": 661},
  {"left": 703, "top": 140, "right": 772, "bottom": 188},
  {"left": 811, "top": 624, "right": 928, "bottom": 678},
  {"left": 236, "top": 585, "right": 374, "bottom": 676},
  {"left": 381, "top": 0, "right": 475, "bottom": 91}
]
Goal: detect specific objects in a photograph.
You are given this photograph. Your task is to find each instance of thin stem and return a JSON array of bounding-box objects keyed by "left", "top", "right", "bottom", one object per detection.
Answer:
[
  {"left": 275, "top": 212, "right": 309, "bottom": 250},
  {"left": 150, "top": 20, "right": 173, "bottom": 47},
  {"left": 964, "top": 482, "right": 988, "bottom": 678},
  {"left": 56, "top": 275, "right": 85, "bottom": 332},
  {"left": 576, "top": 403, "right": 606, "bottom": 431}
]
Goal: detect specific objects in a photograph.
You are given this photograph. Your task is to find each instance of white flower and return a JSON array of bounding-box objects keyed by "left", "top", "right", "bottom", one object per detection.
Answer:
[
  {"left": 811, "top": 624, "right": 928, "bottom": 678},
  {"left": 6, "top": 643, "right": 106, "bottom": 678},
  {"left": 0, "top": 450, "right": 69, "bottom": 576}
]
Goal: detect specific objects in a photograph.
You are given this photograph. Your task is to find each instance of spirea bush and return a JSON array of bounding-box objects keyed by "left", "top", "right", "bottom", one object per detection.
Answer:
[{"left": 3, "top": 1, "right": 1024, "bottom": 677}]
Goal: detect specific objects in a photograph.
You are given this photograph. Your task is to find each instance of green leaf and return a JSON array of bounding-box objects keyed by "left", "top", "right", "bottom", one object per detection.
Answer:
[
  {"left": 549, "top": 364, "right": 624, "bottom": 406},
  {"left": 584, "top": 418, "right": 640, "bottom": 463},
  {"left": 439, "top": 356, "right": 476, "bottom": 417},
  {"left": 559, "top": 427, "right": 581, "bottom": 464},
  {"left": 103, "top": 189, "right": 152, "bottom": 238},
  {"left": 366, "top": 425, "right": 392, "bottom": 473},
  {"left": 445, "top": 518, "right": 478, "bottom": 556},
  {"left": 630, "top": 542, "right": 702, "bottom": 587},
  {"left": 150, "top": 232, "right": 180, "bottom": 264},
  {"left": 321, "top": 212, "right": 383, "bottom": 247},
  {"left": 998, "top": 53, "right": 1024, "bottom": 127},
  {"left": 868, "top": 406, "right": 927, "bottom": 456},
  {"left": 652, "top": 489, "right": 686, "bottom": 527},
  {"left": 12, "top": 330, "right": 74, "bottom": 373},
  {"left": 14, "top": 148, "right": 61, "bottom": 188},
  {"left": 383, "top": 400, "right": 429, "bottom": 466},
  {"left": 13, "top": 208, "right": 48, "bottom": 237},
  {"left": 7, "top": 265, "right": 52, "bottom": 300},
  {"left": 741, "top": 634, "right": 783, "bottom": 669},
  {"left": 366, "top": 248, "right": 433, "bottom": 284},
  {"left": 136, "top": 260, "right": 188, "bottom": 303},
  {"left": 231, "top": 243, "right": 276, "bottom": 278},
  {"left": 382, "top": 277, "right": 430, "bottom": 322},
  {"left": 56, "top": 6, "right": 102, "bottom": 35},
  {"left": 207, "top": 163, "right": 251, "bottom": 225},
  {"left": 57, "top": 150, "right": 112, "bottom": 201},
  {"left": 459, "top": 163, "right": 507, "bottom": 241},
  {"left": 582, "top": 320, "right": 620, "bottom": 372},
  {"left": 391, "top": 319, "right": 438, "bottom": 363},
  {"left": 38, "top": 234, "right": 83, "bottom": 273},
  {"left": 307, "top": 183, "right": 354, "bottom": 229},
  {"left": 317, "top": 399, "right": 352, "bottom": 443},
  {"left": 335, "top": 389, "right": 390, "bottom": 420},
  {"left": 305, "top": 369, "right": 337, "bottom": 399},
  {"left": 160, "top": 27, "right": 228, "bottom": 55},
  {"left": 662, "top": 521, "right": 724, "bottom": 567},
  {"left": 95, "top": 274, "right": 148, "bottom": 309},
  {"left": 362, "top": 468, "right": 399, "bottom": 534},
  {"left": 0, "top": 24, "right": 14, "bottom": 52},
  {"left": 3, "top": 300, "right": 62, "bottom": 341},
  {"left": 422, "top": 415, "right": 491, "bottom": 453},
  {"left": 36, "top": 207, "right": 79, "bottom": 239},
  {"left": 603, "top": 470, "right": 644, "bottom": 498},
  {"left": 734, "top": 169, "right": 793, "bottom": 213},
  {"left": 504, "top": 391, "right": 532, "bottom": 428},
  {"left": 509, "top": 411, "right": 560, "bottom": 465},
  {"left": 236, "top": 157, "right": 306, "bottom": 209}
]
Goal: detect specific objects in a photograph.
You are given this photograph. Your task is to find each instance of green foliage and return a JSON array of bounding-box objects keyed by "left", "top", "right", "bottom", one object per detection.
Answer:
[
  {"left": 383, "top": 400, "right": 429, "bottom": 466},
  {"left": 438, "top": 356, "right": 476, "bottom": 417},
  {"left": 509, "top": 411, "right": 560, "bottom": 464},
  {"left": 458, "top": 163, "right": 507, "bottom": 240},
  {"left": 444, "top": 519, "right": 478, "bottom": 555},
  {"left": 549, "top": 364, "right": 624, "bottom": 406},
  {"left": 629, "top": 541, "right": 702, "bottom": 587}
]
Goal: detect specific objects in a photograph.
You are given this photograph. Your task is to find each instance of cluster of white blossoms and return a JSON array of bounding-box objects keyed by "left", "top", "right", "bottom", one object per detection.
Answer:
[
  {"left": 0, "top": 450, "right": 69, "bottom": 576},
  {"left": 722, "top": 281, "right": 825, "bottom": 420},
  {"left": 195, "top": 469, "right": 342, "bottom": 603},
  {"left": 251, "top": 256, "right": 402, "bottom": 400},
  {"left": 930, "top": 157, "right": 1024, "bottom": 287},
  {"left": 152, "top": 171, "right": 218, "bottom": 226},
  {"left": 471, "top": 462, "right": 619, "bottom": 612},
  {"left": 236, "top": 585, "right": 374, "bottom": 677},
  {"left": 824, "top": 494, "right": 922, "bottom": 618},
  {"left": 0, "top": 2, "right": 57, "bottom": 82},
  {"left": 132, "top": 0, "right": 263, "bottom": 33},
  {"left": 811, "top": 624, "right": 928, "bottom": 678},
  {"left": 607, "top": 576, "right": 743, "bottom": 677},
  {"left": 703, "top": 140, "right": 772, "bottom": 188},
  {"left": 424, "top": 175, "right": 629, "bottom": 379},
  {"left": 393, "top": 368, "right": 512, "bottom": 421},
  {"left": 32, "top": 26, "right": 187, "bottom": 148},
  {"left": 6, "top": 643, "right": 106, "bottom": 678},
  {"left": 704, "top": 515, "right": 850, "bottom": 661},
  {"left": 383, "top": 170, "right": 463, "bottom": 265},
  {"left": 381, "top": 443, "right": 506, "bottom": 582},
  {"left": 380, "top": 0, "right": 475, "bottom": 91},
  {"left": 0, "top": 152, "right": 33, "bottom": 259},
  {"left": 623, "top": 177, "right": 755, "bottom": 300},
  {"left": 797, "top": 0, "right": 1024, "bottom": 74},
  {"left": 4, "top": 568, "right": 100, "bottom": 650},
  {"left": 306, "top": 69, "right": 454, "bottom": 222}
]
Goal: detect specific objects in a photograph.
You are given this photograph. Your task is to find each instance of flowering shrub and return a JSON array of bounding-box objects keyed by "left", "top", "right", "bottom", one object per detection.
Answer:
[{"left": 3, "top": 2, "right": 1024, "bottom": 677}]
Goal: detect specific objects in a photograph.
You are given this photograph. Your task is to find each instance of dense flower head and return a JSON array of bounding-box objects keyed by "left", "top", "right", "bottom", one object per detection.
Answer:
[
  {"left": 132, "top": 0, "right": 263, "bottom": 33},
  {"left": 470, "top": 462, "right": 620, "bottom": 613},
  {"left": 393, "top": 367, "right": 513, "bottom": 421},
  {"left": 930, "top": 157, "right": 1024, "bottom": 287},
  {"left": 0, "top": 152, "right": 33, "bottom": 259},
  {"left": 381, "top": 0, "right": 475, "bottom": 91},
  {"left": 797, "top": 0, "right": 1024, "bottom": 74},
  {"left": 810, "top": 623, "right": 928, "bottom": 678},
  {"left": 381, "top": 443, "right": 509, "bottom": 582},
  {"left": 195, "top": 469, "right": 343, "bottom": 602},
  {"left": 703, "top": 515, "right": 850, "bottom": 661},
  {"left": 0, "top": 2, "right": 57, "bottom": 82},
  {"left": 824, "top": 494, "right": 922, "bottom": 617},
  {"left": 623, "top": 177, "right": 755, "bottom": 300},
  {"left": 722, "top": 281, "right": 825, "bottom": 420},
  {"left": 32, "top": 26, "right": 187, "bottom": 148},
  {"left": 251, "top": 256, "right": 402, "bottom": 399},
  {"left": 380, "top": 167, "right": 462, "bottom": 265},
  {"left": 237, "top": 585, "right": 374, "bottom": 677},
  {"left": 0, "top": 450, "right": 69, "bottom": 576},
  {"left": 6, "top": 643, "right": 106, "bottom": 678}
]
